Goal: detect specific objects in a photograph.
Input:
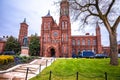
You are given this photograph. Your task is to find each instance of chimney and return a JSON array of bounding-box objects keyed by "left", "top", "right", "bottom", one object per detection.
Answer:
[{"left": 86, "top": 33, "right": 89, "bottom": 35}]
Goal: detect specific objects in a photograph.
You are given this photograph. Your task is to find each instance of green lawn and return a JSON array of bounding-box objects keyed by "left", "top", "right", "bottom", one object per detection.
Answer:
[{"left": 31, "top": 58, "right": 120, "bottom": 80}]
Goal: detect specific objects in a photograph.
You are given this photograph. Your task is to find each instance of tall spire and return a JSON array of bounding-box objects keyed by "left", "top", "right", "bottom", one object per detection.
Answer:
[
  {"left": 23, "top": 18, "right": 26, "bottom": 23},
  {"left": 46, "top": 10, "right": 51, "bottom": 16}
]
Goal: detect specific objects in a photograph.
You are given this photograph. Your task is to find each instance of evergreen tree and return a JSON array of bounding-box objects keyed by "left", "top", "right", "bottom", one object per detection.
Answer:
[
  {"left": 29, "top": 33, "right": 40, "bottom": 56},
  {"left": 5, "top": 36, "right": 21, "bottom": 54}
]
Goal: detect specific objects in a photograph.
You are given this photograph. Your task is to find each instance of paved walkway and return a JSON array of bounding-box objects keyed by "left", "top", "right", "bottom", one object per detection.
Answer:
[{"left": 0, "top": 57, "right": 55, "bottom": 80}]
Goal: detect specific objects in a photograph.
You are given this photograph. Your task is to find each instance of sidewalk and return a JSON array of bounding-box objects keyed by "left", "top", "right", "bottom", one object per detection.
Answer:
[{"left": 0, "top": 57, "right": 55, "bottom": 80}]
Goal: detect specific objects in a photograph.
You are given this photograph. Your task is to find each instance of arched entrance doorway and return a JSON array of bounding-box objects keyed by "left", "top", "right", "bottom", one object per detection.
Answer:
[{"left": 50, "top": 48, "right": 55, "bottom": 57}]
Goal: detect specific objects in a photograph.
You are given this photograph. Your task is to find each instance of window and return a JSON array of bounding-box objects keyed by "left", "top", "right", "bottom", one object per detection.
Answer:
[
  {"left": 48, "top": 34, "right": 50, "bottom": 42},
  {"left": 44, "top": 22, "right": 46, "bottom": 30},
  {"left": 48, "top": 37, "right": 50, "bottom": 42},
  {"left": 63, "top": 8, "right": 66, "bottom": 15},
  {"left": 44, "top": 37, "right": 46, "bottom": 42},
  {"left": 66, "top": 34, "right": 68, "bottom": 41},
  {"left": 62, "top": 45, "right": 64, "bottom": 53},
  {"left": 44, "top": 34, "right": 46, "bottom": 42},
  {"left": 88, "top": 39, "right": 90, "bottom": 45},
  {"left": 77, "top": 40, "right": 80, "bottom": 46},
  {"left": 48, "top": 22, "right": 50, "bottom": 30},
  {"left": 72, "top": 40, "right": 76, "bottom": 46},
  {"left": 82, "top": 39, "right": 85, "bottom": 45},
  {"left": 93, "top": 40, "right": 96, "bottom": 45},
  {"left": 66, "top": 46, "right": 68, "bottom": 53},
  {"left": 62, "top": 22, "right": 64, "bottom": 29},
  {"left": 65, "top": 21, "right": 67, "bottom": 29},
  {"left": 62, "top": 34, "right": 64, "bottom": 42}
]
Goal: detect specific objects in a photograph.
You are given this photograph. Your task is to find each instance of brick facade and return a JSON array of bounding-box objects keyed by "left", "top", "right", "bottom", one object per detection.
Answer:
[
  {"left": 40, "top": 0, "right": 102, "bottom": 57},
  {"left": 18, "top": 0, "right": 102, "bottom": 57},
  {"left": 0, "top": 41, "right": 6, "bottom": 53}
]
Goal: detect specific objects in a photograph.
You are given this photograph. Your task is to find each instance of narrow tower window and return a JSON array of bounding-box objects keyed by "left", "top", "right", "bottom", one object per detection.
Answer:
[
  {"left": 93, "top": 40, "right": 96, "bottom": 45},
  {"left": 82, "top": 39, "right": 85, "bottom": 45},
  {"left": 88, "top": 39, "right": 90, "bottom": 45},
  {"left": 77, "top": 39, "right": 80, "bottom": 46},
  {"left": 62, "top": 21, "right": 64, "bottom": 29},
  {"left": 62, "top": 34, "right": 64, "bottom": 42},
  {"left": 65, "top": 21, "right": 67, "bottom": 29},
  {"left": 72, "top": 40, "right": 76, "bottom": 46}
]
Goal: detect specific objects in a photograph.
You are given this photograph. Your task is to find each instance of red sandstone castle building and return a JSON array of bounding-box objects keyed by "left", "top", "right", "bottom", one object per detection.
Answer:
[
  {"left": 0, "top": 0, "right": 119, "bottom": 56},
  {"left": 18, "top": 0, "right": 102, "bottom": 57}
]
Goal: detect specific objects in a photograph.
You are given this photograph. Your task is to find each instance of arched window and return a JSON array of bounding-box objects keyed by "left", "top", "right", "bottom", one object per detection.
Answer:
[
  {"left": 44, "top": 22, "right": 46, "bottom": 30},
  {"left": 44, "top": 37, "right": 46, "bottom": 42},
  {"left": 66, "top": 34, "right": 68, "bottom": 41},
  {"left": 48, "top": 34, "right": 50, "bottom": 42},
  {"left": 88, "top": 39, "right": 90, "bottom": 45},
  {"left": 65, "top": 21, "right": 67, "bottom": 29},
  {"left": 82, "top": 39, "right": 85, "bottom": 45},
  {"left": 62, "top": 22, "right": 64, "bottom": 29},
  {"left": 72, "top": 40, "right": 76, "bottom": 46},
  {"left": 62, "top": 45, "right": 64, "bottom": 53},
  {"left": 77, "top": 40, "right": 80, "bottom": 46},
  {"left": 66, "top": 46, "right": 68, "bottom": 53},
  {"left": 93, "top": 40, "right": 96, "bottom": 45},
  {"left": 48, "top": 22, "right": 50, "bottom": 30},
  {"left": 62, "top": 34, "right": 64, "bottom": 42}
]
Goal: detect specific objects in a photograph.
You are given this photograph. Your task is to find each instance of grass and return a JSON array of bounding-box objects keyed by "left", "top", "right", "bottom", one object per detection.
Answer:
[{"left": 31, "top": 58, "right": 120, "bottom": 80}]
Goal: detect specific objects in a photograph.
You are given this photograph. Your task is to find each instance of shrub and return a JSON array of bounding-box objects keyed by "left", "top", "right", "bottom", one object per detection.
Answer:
[{"left": 0, "top": 55, "right": 14, "bottom": 65}]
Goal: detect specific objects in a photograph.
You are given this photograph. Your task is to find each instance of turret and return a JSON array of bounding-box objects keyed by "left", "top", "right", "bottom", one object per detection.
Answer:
[
  {"left": 59, "top": 0, "right": 72, "bottom": 57},
  {"left": 60, "top": 0, "right": 69, "bottom": 17},
  {"left": 96, "top": 22, "right": 102, "bottom": 54},
  {"left": 18, "top": 18, "right": 28, "bottom": 46}
]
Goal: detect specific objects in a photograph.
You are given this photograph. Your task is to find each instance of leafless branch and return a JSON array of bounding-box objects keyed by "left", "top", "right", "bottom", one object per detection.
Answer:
[
  {"left": 105, "top": 0, "right": 115, "bottom": 16},
  {"left": 87, "top": 8, "right": 99, "bottom": 17},
  {"left": 113, "top": 16, "right": 120, "bottom": 30},
  {"left": 84, "top": 14, "right": 91, "bottom": 24},
  {"left": 95, "top": 0, "right": 103, "bottom": 18}
]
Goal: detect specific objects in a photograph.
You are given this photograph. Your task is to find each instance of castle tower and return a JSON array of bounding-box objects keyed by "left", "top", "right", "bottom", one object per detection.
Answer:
[
  {"left": 18, "top": 18, "right": 28, "bottom": 46},
  {"left": 40, "top": 11, "right": 59, "bottom": 57},
  {"left": 59, "top": 0, "right": 72, "bottom": 57},
  {"left": 96, "top": 22, "right": 102, "bottom": 53}
]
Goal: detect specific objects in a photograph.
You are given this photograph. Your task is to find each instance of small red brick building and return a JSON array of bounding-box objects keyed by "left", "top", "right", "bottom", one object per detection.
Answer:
[{"left": 0, "top": 36, "right": 7, "bottom": 53}]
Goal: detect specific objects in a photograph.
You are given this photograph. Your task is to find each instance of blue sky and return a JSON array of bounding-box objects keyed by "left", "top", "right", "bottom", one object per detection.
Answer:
[{"left": 0, "top": 0, "right": 120, "bottom": 46}]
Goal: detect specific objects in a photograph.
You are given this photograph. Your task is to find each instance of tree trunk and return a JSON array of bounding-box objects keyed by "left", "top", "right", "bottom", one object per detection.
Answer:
[{"left": 109, "top": 32, "right": 118, "bottom": 65}]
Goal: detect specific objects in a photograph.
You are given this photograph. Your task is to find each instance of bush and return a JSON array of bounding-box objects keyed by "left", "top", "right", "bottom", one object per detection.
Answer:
[{"left": 0, "top": 55, "right": 14, "bottom": 65}]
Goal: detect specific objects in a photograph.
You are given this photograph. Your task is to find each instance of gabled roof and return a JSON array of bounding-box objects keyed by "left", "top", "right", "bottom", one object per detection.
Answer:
[{"left": 0, "top": 37, "right": 7, "bottom": 42}]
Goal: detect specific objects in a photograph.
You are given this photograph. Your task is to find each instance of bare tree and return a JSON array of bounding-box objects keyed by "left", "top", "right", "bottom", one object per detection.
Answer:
[{"left": 68, "top": 0, "right": 120, "bottom": 65}]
